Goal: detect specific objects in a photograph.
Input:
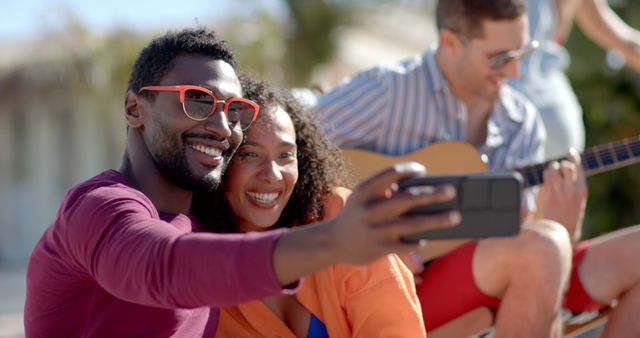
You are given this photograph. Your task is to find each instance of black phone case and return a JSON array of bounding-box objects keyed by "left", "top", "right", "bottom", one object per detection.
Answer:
[{"left": 398, "top": 171, "right": 523, "bottom": 241}]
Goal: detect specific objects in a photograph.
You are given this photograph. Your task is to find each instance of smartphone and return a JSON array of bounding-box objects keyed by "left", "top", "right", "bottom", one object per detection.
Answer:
[{"left": 398, "top": 171, "right": 523, "bottom": 242}]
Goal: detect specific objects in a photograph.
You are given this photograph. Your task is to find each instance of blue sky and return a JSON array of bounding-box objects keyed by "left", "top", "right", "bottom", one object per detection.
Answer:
[{"left": 0, "top": 0, "right": 287, "bottom": 42}]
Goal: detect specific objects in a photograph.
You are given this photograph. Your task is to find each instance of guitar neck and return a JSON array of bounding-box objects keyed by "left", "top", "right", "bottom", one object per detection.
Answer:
[{"left": 516, "top": 135, "right": 640, "bottom": 188}]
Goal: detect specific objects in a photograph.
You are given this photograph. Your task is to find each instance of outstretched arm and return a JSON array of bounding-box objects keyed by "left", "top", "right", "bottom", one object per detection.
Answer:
[
  {"left": 271, "top": 162, "right": 459, "bottom": 285},
  {"left": 576, "top": 0, "right": 640, "bottom": 71}
]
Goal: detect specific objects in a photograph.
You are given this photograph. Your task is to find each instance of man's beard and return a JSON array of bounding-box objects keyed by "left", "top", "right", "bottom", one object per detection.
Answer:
[
  {"left": 150, "top": 123, "right": 236, "bottom": 194},
  {"left": 153, "top": 147, "right": 227, "bottom": 193}
]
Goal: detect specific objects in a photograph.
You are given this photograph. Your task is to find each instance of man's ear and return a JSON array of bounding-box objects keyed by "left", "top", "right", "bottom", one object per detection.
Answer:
[
  {"left": 439, "top": 28, "right": 461, "bottom": 53},
  {"left": 124, "top": 91, "right": 144, "bottom": 128}
]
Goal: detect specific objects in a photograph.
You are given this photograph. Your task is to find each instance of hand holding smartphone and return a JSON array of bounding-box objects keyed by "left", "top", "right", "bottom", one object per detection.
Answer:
[{"left": 399, "top": 171, "right": 523, "bottom": 242}]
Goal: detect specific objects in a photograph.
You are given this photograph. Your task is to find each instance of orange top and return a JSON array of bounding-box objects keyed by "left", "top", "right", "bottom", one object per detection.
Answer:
[{"left": 216, "top": 187, "right": 426, "bottom": 338}]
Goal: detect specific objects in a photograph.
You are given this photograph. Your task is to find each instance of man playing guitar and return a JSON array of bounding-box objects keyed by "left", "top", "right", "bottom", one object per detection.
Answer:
[{"left": 316, "top": 0, "right": 640, "bottom": 337}]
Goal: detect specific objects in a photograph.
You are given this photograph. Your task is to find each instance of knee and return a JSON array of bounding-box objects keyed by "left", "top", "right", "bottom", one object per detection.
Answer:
[{"left": 518, "top": 220, "right": 572, "bottom": 272}]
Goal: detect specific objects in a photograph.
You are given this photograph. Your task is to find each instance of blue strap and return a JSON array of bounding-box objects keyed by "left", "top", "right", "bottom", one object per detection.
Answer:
[{"left": 307, "top": 314, "right": 329, "bottom": 338}]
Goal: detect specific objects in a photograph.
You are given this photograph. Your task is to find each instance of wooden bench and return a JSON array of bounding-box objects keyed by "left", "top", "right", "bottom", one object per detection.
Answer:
[{"left": 564, "top": 307, "right": 611, "bottom": 338}]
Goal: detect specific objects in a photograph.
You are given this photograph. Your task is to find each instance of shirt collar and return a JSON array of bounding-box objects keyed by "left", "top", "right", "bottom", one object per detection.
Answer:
[{"left": 497, "top": 86, "right": 527, "bottom": 123}]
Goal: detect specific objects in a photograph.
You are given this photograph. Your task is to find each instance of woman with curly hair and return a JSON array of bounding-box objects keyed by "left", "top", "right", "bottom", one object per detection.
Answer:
[{"left": 192, "top": 75, "right": 425, "bottom": 338}]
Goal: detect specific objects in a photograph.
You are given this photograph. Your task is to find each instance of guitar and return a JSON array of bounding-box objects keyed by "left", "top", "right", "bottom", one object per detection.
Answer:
[
  {"left": 343, "top": 137, "right": 640, "bottom": 185},
  {"left": 342, "top": 136, "right": 640, "bottom": 260}
]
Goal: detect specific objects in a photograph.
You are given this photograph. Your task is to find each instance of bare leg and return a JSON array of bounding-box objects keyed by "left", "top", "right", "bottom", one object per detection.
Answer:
[
  {"left": 473, "top": 220, "right": 572, "bottom": 338},
  {"left": 577, "top": 225, "right": 640, "bottom": 337},
  {"left": 603, "top": 282, "right": 640, "bottom": 338}
]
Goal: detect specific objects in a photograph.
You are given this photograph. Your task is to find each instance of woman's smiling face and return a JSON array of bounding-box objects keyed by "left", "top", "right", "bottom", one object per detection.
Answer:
[{"left": 223, "top": 106, "right": 299, "bottom": 232}]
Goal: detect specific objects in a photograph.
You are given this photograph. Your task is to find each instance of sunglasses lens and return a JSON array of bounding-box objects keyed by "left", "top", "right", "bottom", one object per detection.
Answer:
[
  {"left": 227, "top": 100, "right": 257, "bottom": 130},
  {"left": 491, "top": 55, "right": 512, "bottom": 69},
  {"left": 490, "top": 41, "right": 538, "bottom": 70},
  {"left": 184, "top": 89, "right": 215, "bottom": 120}
]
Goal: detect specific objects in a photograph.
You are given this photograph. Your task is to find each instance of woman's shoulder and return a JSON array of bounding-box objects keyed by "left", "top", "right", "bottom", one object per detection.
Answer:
[
  {"left": 321, "top": 187, "right": 352, "bottom": 220},
  {"left": 329, "top": 186, "right": 352, "bottom": 200}
]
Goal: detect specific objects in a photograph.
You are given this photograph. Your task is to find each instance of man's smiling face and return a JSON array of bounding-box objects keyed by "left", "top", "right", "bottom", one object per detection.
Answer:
[{"left": 137, "top": 54, "right": 244, "bottom": 192}]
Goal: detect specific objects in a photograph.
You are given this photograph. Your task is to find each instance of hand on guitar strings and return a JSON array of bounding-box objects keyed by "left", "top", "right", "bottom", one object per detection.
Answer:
[{"left": 540, "top": 148, "right": 588, "bottom": 242}]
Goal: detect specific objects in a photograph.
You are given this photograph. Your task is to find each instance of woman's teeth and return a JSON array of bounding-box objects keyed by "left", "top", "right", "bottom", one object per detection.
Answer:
[{"left": 247, "top": 192, "right": 279, "bottom": 203}]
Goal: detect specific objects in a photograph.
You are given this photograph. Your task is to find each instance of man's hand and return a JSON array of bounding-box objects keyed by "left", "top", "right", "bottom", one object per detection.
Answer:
[
  {"left": 540, "top": 148, "right": 588, "bottom": 242},
  {"left": 272, "top": 162, "right": 460, "bottom": 285},
  {"left": 326, "top": 162, "right": 460, "bottom": 265}
]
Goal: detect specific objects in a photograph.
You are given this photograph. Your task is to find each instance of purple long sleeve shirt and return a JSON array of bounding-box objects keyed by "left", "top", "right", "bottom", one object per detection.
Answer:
[{"left": 25, "top": 170, "right": 297, "bottom": 337}]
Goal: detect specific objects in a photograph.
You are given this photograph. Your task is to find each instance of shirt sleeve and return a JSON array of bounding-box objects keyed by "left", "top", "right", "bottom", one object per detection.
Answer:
[
  {"left": 521, "top": 101, "right": 547, "bottom": 213},
  {"left": 62, "top": 185, "right": 295, "bottom": 309},
  {"left": 316, "top": 66, "right": 391, "bottom": 148}
]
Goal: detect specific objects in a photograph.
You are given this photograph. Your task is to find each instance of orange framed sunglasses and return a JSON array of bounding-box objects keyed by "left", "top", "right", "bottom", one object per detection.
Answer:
[{"left": 139, "top": 85, "right": 260, "bottom": 131}]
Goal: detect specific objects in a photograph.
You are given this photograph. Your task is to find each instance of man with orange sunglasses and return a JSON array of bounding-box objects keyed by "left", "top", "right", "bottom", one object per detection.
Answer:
[{"left": 24, "top": 28, "right": 458, "bottom": 337}]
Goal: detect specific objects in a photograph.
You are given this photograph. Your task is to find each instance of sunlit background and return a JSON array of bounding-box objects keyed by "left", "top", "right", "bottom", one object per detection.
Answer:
[
  {"left": 0, "top": 0, "right": 437, "bottom": 267},
  {"left": 1, "top": 0, "right": 640, "bottom": 336}
]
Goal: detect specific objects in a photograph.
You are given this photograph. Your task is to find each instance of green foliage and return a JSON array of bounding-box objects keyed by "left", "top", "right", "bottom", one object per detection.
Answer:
[
  {"left": 227, "top": 0, "right": 353, "bottom": 87},
  {"left": 281, "top": 0, "right": 351, "bottom": 85},
  {"left": 566, "top": 2, "right": 640, "bottom": 238},
  {"left": 225, "top": 12, "right": 290, "bottom": 85}
]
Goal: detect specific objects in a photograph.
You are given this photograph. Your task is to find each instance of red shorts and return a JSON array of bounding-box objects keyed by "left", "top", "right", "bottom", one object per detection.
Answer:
[
  {"left": 416, "top": 239, "right": 607, "bottom": 330},
  {"left": 416, "top": 241, "right": 500, "bottom": 331},
  {"left": 564, "top": 240, "right": 609, "bottom": 312}
]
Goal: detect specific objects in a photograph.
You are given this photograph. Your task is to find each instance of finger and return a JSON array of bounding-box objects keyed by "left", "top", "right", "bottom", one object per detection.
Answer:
[
  {"left": 374, "top": 209, "right": 461, "bottom": 240},
  {"left": 566, "top": 147, "right": 582, "bottom": 166},
  {"left": 567, "top": 147, "right": 587, "bottom": 182},
  {"left": 366, "top": 184, "right": 457, "bottom": 221},
  {"left": 544, "top": 161, "right": 562, "bottom": 194},
  {"left": 568, "top": 148, "right": 588, "bottom": 192},
  {"left": 350, "top": 162, "right": 427, "bottom": 205},
  {"left": 559, "top": 163, "right": 576, "bottom": 194},
  {"left": 544, "top": 160, "right": 561, "bottom": 176},
  {"left": 559, "top": 161, "right": 578, "bottom": 183}
]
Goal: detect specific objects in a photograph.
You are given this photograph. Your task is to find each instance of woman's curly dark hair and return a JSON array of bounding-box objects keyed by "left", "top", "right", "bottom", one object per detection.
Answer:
[{"left": 192, "top": 74, "right": 350, "bottom": 233}]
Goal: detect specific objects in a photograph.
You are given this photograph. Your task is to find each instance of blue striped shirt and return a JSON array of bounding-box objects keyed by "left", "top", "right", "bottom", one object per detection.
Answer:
[{"left": 316, "top": 49, "right": 546, "bottom": 172}]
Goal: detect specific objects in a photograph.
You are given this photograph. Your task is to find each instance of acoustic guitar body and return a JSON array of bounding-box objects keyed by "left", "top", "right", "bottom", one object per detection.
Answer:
[
  {"left": 341, "top": 141, "right": 489, "bottom": 261},
  {"left": 341, "top": 141, "right": 488, "bottom": 180}
]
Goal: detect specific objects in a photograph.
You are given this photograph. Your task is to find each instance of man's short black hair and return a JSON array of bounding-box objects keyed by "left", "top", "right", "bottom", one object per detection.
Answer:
[
  {"left": 436, "top": 0, "right": 527, "bottom": 38},
  {"left": 127, "top": 28, "right": 237, "bottom": 92}
]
